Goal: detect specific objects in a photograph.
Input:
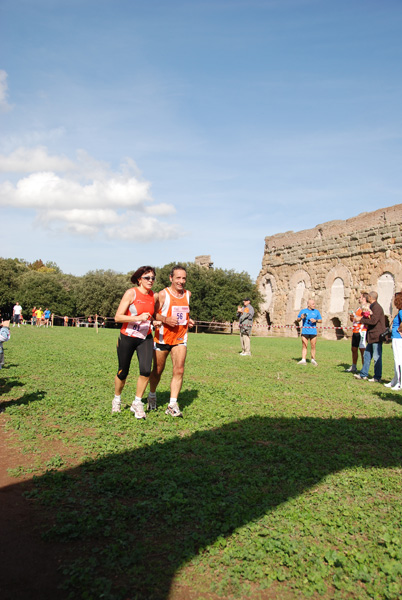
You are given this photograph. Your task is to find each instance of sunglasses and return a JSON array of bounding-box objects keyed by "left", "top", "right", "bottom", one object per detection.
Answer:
[{"left": 142, "top": 276, "right": 156, "bottom": 281}]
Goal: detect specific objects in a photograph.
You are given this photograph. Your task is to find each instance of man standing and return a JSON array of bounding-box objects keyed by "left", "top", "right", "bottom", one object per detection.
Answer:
[
  {"left": 297, "top": 298, "right": 322, "bottom": 366},
  {"left": 354, "top": 291, "right": 385, "bottom": 382},
  {"left": 147, "top": 265, "right": 193, "bottom": 417},
  {"left": 346, "top": 291, "right": 369, "bottom": 373},
  {"left": 237, "top": 298, "right": 254, "bottom": 356},
  {"left": 12, "top": 302, "right": 22, "bottom": 328}
]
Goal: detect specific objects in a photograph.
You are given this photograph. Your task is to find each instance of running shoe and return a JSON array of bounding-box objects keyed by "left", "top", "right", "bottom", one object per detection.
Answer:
[
  {"left": 368, "top": 378, "right": 381, "bottom": 383},
  {"left": 345, "top": 365, "right": 357, "bottom": 373},
  {"left": 354, "top": 374, "right": 368, "bottom": 380},
  {"left": 165, "top": 402, "right": 183, "bottom": 418},
  {"left": 130, "top": 401, "right": 146, "bottom": 419},
  {"left": 311, "top": 359, "right": 318, "bottom": 366},
  {"left": 298, "top": 359, "right": 307, "bottom": 365},
  {"left": 111, "top": 398, "right": 121, "bottom": 413},
  {"left": 147, "top": 395, "right": 157, "bottom": 411}
]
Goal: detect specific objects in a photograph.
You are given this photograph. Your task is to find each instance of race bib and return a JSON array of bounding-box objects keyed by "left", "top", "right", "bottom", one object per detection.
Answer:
[
  {"left": 125, "top": 320, "right": 151, "bottom": 339},
  {"left": 172, "top": 305, "right": 189, "bottom": 325}
]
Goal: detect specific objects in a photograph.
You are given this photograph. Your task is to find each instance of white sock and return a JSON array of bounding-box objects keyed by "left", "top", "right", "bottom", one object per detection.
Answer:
[
  {"left": 114, "top": 395, "right": 121, "bottom": 401},
  {"left": 134, "top": 396, "right": 143, "bottom": 404},
  {"left": 169, "top": 398, "right": 178, "bottom": 406}
]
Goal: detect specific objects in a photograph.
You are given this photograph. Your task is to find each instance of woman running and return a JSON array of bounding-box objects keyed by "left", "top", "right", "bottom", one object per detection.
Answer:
[{"left": 112, "top": 266, "right": 157, "bottom": 418}]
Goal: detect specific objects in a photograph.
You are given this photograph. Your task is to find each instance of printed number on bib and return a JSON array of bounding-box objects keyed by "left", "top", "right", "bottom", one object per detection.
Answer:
[
  {"left": 172, "top": 305, "right": 189, "bottom": 325},
  {"left": 126, "top": 320, "right": 150, "bottom": 339}
]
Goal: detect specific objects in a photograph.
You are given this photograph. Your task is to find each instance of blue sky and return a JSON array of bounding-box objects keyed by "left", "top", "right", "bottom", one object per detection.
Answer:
[{"left": 1, "top": 0, "right": 402, "bottom": 280}]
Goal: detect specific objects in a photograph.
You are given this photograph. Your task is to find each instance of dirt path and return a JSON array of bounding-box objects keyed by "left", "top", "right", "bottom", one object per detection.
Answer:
[{"left": 0, "top": 418, "right": 68, "bottom": 600}]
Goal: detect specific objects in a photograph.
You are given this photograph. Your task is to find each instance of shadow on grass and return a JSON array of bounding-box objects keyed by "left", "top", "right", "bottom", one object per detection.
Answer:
[
  {"left": 0, "top": 390, "right": 46, "bottom": 409},
  {"left": 0, "top": 376, "right": 25, "bottom": 396},
  {"left": 374, "top": 389, "right": 402, "bottom": 406},
  {"left": 3, "top": 415, "right": 402, "bottom": 599}
]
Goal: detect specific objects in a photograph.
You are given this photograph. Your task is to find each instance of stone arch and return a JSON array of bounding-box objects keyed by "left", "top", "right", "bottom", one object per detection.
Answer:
[
  {"left": 377, "top": 272, "right": 395, "bottom": 316},
  {"left": 287, "top": 269, "right": 312, "bottom": 316},
  {"left": 258, "top": 272, "right": 277, "bottom": 327},
  {"left": 368, "top": 258, "right": 402, "bottom": 316},
  {"left": 329, "top": 277, "right": 345, "bottom": 313},
  {"left": 322, "top": 264, "right": 352, "bottom": 340}
]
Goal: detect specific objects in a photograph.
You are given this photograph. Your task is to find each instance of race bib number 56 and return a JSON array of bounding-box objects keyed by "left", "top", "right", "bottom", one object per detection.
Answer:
[{"left": 172, "top": 305, "right": 189, "bottom": 325}]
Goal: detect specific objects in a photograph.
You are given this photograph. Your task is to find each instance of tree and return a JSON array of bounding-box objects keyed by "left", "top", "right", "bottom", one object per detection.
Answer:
[
  {"left": 17, "top": 271, "right": 77, "bottom": 317},
  {"left": 155, "top": 262, "right": 262, "bottom": 323},
  {"left": 0, "top": 258, "right": 29, "bottom": 316},
  {"left": 74, "top": 270, "right": 131, "bottom": 317}
]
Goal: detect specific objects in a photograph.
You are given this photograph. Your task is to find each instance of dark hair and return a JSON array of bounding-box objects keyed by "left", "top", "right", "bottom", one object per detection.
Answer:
[
  {"left": 360, "top": 291, "right": 369, "bottom": 303},
  {"left": 170, "top": 264, "right": 187, "bottom": 277},
  {"left": 394, "top": 292, "right": 402, "bottom": 310},
  {"left": 131, "top": 266, "right": 156, "bottom": 285}
]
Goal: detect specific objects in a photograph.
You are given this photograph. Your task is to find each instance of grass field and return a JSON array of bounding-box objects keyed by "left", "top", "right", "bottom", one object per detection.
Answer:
[{"left": 2, "top": 326, "right": 402, "bottom": 600}]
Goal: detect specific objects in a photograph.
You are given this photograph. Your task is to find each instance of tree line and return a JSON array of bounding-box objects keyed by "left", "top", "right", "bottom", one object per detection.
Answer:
[{"left": 0, "top": 258, "right": 262, "bottom": 324}]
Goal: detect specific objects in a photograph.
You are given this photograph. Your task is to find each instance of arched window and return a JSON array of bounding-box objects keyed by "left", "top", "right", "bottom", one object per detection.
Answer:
[
  {"left": 329, "top": 277, "right": 345, "bottom": 313},
  {"left": 377, "top": 272, "right": 395, "bottom": 315},
  {"left": 261, "top": 278, "right": 273, "bottom": 308},
  {"left": 294, "top": 281, "right": 305, "bottom": 310}
]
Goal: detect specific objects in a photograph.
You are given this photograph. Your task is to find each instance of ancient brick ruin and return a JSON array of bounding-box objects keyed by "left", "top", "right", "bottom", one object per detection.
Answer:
[{"left": 256, "top": 204, "right": 402, "bottom": 339}]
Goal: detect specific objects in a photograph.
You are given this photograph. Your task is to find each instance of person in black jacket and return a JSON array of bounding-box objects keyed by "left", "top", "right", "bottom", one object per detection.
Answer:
[{"left": 354, "top": 291, "right": 386, "bottom": 382}]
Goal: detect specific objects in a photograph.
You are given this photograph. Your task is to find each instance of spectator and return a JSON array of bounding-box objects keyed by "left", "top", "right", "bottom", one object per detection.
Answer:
[
  {"left": 296, "top": 299, "right": 322, "bottom": 366},
  {"left": 12, "top": 302, "right": 22, "bottom": 328},
  {"left": 384, "top": 292, "right": 402, "bottom": 391},
  {"left": 354, "top": 291, "right": 386, "bottom": 382},
  {"left": 346, "top": 291, "right": 369, "bottom": 373},
  {"left": 237, "top": 297, "right": 254, "bottom": 356}
]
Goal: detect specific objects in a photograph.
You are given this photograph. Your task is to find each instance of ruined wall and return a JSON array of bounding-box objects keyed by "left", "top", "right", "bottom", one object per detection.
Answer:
[{"left": 256, "top": 204, "right": 402, "bottom": 339}]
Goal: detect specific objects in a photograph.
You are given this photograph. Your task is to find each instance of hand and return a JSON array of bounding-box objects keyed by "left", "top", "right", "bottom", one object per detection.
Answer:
[
  {"left": 189, "top": 318, "right": 195, "bottom": 329},
  {"left": 165, "top": 315, "right": 178, "bottom": 327},
  {"left": 310, "top": 318, "right": 316, "bottom": 323},
  {"left": 1, "top": 320, "right": 10, "bottom": 327},
  {"left": 152, "top": 320, "right": 162, "bottom": 327},
  {"left": 139, "top": 312, "right": 151, "bottom": 322}
]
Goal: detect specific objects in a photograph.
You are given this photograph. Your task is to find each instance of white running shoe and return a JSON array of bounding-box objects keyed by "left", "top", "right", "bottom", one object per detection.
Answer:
[
  {"left": 147, "top": 395, "right": 157, "bottom": 411},
  {"left": 391, "top": 385, "right": 402, "bottom": 391},
  {"left": 298, "top": 359, "right": 307, "bottom": 365},
  {"left": 384, "top": 381, "right": 395, "bottom": 388},
  {"left": 311, "top": 359, "right": 318, "bottom": 366},
  {"left": 165, "top": 402, "right": 183, "bottom": 418},
  {"left": 111, "top": 398, "right": 121, "bottom": 413},
  {"left": 130, "top": 401, "right": 146, "bottom": 419},
  {"left": 345, "top": 365, "right": 357, "bottom": 373}
]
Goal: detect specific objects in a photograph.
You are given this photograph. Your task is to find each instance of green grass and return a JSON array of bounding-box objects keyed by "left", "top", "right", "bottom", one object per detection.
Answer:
[{"left": 2, "top": 326, "right": 402, "bottom": 599}]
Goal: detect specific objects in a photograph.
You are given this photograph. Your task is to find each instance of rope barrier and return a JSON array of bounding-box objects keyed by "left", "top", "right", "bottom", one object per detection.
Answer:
[{"left": 50, "top": 315, "right": 365, "bottom": 332}]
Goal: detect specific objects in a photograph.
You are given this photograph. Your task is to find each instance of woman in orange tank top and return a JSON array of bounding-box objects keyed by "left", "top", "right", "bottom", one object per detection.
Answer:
[{"left": 112, "top": 266, "right": 158, "bottom": 419}]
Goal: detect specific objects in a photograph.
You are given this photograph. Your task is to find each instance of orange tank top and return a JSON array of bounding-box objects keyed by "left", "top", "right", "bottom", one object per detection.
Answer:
[
  {"left": 154, "top": 288, "right": 190, "bottom": 346},
  {"left": 121, "top": 289, "right": 155, "bottom": 339}
]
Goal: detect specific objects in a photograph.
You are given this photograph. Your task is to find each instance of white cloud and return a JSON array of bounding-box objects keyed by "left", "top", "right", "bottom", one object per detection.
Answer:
[
  {"left": 0, "top": 146, "right": 180, "bottom": 242},
  {"left": 0, "top": 146, "right": 75, "bottom": 172},
  {"left": 145, "top": 202, "right": 176, "bottom": 216},
  {"left": 106, "top": 217, "right": 181, "bottom": 242},
  {"left": 0, "top": 70, "right": 12, "bottom": 112}
]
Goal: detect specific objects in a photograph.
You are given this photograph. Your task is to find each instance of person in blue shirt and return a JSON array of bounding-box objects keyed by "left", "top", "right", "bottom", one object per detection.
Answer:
[
  {"left": 44, "top": 308, "right": 51, "bottom": 327},
  {"left": 296, "top": 299, "right": 322, "bottom": 366},
  {"left": 384, "top": 292, "right": 402, "bottom": 391},
  {"left": 0, "top": 319, "right": 11, "bottom": 369}
]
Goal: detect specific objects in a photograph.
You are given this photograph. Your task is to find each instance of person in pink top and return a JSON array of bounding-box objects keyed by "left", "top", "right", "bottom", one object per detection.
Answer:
[{"left": 346, "top": 291, "right": 369, "bottom": 373}]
